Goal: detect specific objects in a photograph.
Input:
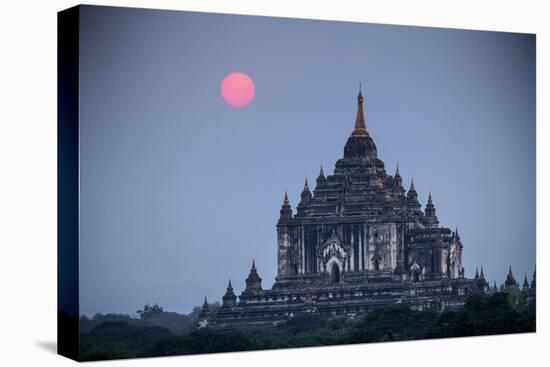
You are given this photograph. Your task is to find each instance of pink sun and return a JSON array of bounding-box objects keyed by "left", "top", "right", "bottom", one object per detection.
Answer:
[{"left": 221, "top": 72, "right": 255, "bottom": 107}]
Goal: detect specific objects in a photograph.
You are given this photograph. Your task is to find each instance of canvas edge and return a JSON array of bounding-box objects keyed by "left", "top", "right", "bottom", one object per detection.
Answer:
[{"left": 57, "top": 4, "right": 80, "bottom": 362}]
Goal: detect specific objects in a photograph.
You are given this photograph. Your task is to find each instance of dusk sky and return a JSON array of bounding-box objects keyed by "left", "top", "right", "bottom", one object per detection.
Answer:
[{"left": 78, "top": 6, "right": 535, "bottom": 316}]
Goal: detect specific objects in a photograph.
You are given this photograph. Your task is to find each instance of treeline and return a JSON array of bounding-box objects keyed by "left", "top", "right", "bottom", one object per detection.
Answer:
[
  {"left": 80, "top": 302, "right": 221, "bottom": 335},
  {"left": 79, "top": 292, "right": 535, "bottom": 361}
]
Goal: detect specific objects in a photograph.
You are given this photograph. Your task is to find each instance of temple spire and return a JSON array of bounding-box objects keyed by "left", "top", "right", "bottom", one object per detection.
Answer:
[
  {"left": 300, "top": 177, "right": 313, "bottom": 205},
  {"left": 279, "top": 190, "right": 293, "bottom": 221},
  {"left": 222, "top": 278, "right": 237, "bottom": 308},
  {"left": 351, "top": 84, "right": 368, "bottom": 137},
  {"left": 406, "top": 178, "right": 419, "bottom": 205},
  {"left": 424, "top": 191, "right": 438, "bottom": 228},
  {"left": 316, "top": 165, "right": 327, "bottom": 186},
  {"left": 505, "top": 265, "right": 517, "bottom": 290},
  {"left": 523, "top": 273, "right": 529, "bottom": 290},
  {"left": 393, "top": 164, "right": 404, "bottom": 192},
  {"left": 245, "top": 259, "right": 263, "bottom": 293},
  {"left": 198, "top": 295, "right": 211, "bottom": 325}
]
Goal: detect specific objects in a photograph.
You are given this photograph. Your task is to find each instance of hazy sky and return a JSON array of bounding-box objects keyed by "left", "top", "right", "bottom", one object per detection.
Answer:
[{"left": 78, "top": 5, "right": 535, "bottom": 316}]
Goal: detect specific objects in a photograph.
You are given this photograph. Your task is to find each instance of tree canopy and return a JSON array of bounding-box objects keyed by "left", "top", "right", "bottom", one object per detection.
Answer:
[{"left": 79, "top": 292, "right": 535, "bottom": 361}]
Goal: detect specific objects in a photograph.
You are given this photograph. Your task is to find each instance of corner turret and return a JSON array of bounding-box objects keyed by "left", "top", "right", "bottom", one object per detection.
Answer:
[
  {"left": 407, "top": 179, "right": 418, "bottom": 200},
  {"left": 279, "top": 191, "right": 293, "bottom": 221},
  {"left": 198, "top": 296, "right": 211, "bottom": 328},
  {"left": 424, "top": 192, "right": 439, "bottom": 228},
  {"left": 222, "top": 279, "right": 237, "bottom": 308},
  {"left": 244, "top": 260, "right": 263, "bottom": 294},
  {"left": 316, "top": 165, "right": 326, "bottom": 186},
  {"left": 395, "top": 164, "right": 402, "bottom": 185},
  {"left": 300, "top": 178, "right": 312, "bottom": 203},
  {"left": 393, "top": 164, "right": 406, "bottom": 199},
  {"left": 406, "top": 178, "right": 421, "bottom": 214}
]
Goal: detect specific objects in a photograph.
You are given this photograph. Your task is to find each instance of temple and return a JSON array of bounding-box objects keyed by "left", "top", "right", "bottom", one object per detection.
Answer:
[{"left": 200, "top": 88, "right": 534, "bottom": 328}]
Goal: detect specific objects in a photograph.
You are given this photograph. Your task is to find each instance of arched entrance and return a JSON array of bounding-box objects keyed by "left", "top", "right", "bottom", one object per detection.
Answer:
[
  {"left": 372, "top": 257, "right": 380, "bottom": 270},
  {"left": 331, "top": 263, "right": 340, "bottom": 283}
]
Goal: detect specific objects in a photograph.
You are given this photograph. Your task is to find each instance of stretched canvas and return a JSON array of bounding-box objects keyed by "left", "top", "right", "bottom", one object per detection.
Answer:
[{"left": 58, "top": 4, "right": 536, "bottom": 361}]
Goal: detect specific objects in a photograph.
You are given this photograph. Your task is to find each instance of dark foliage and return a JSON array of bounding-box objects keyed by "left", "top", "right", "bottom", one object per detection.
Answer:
[
  {"left": 426, "top": 292, "right": 536, "bottom": 338},
  {"left": 78, "top": 293, "right": 535, "bottom": 361},
  {"left": 80, "top": 321, "right": 173, "bottom": 361},
  {"left": 348, "top": 304, "right": 439, "bottom": 343}
]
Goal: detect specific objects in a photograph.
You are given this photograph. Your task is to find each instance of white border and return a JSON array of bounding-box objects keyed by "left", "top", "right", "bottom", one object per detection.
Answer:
[{"left": 0, "top": 1, "right": 547, "bottom": 366}]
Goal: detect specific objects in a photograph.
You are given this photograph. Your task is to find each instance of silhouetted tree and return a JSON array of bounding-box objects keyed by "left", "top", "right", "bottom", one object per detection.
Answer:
[{"left": 137, "top": 303, "right": 164, "bottom": 319}]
